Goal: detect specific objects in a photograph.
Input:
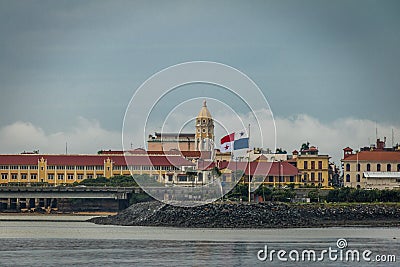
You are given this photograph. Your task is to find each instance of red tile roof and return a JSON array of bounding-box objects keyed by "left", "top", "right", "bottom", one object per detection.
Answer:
[
  {"left": 342, "top": 151, "right": 400, "bottom": 162},
  {"left": 0, "top": 154, "right": 195, "bottom": 167}
]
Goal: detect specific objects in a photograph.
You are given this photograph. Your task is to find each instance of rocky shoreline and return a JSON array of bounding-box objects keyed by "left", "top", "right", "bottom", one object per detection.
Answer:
[{"left": 88, "top": 201, "right": 400, "bottom": 228}]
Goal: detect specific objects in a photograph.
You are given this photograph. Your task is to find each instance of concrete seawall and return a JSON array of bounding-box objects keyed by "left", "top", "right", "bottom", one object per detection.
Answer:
[{"left": 89, "top": 201, "right": 400, "bottom": 228}]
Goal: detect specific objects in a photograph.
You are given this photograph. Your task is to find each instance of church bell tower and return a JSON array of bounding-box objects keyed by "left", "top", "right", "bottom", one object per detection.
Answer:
[{"left": 195, "top": 100, "right": 214, "bottom": 151}]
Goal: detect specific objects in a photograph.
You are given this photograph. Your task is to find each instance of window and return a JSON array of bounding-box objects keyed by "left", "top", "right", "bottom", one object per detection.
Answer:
[
  {"left": 357, "top": 164, "right": 360, "bottom": 172},
  {"left": 95, "top": 166, "right": 103, "bottom": 170},
  {"left": 66, "top": 166, "right": 74, "bottom": 170},
  {"left": 398, "top": 164, "right": 400, "bottom": 172},
  {"left": 67, "top": 174, "right": 74, "bottom": 180},
  {"left": 311, "top": 161, "right": 315, "bottom": 169},
  {"left": 76, "top": 166, "right": 84, "bottom": 170},
  {"left": 290, "top": 176, "right": 294, "bottom": 183},
  {"left": 77, "top": 174, "right": 83, "bottom": 180},
  {"left": 367, "top": 164, "right": 371, "bottom": 171},
  {"left": 202, "top": 129, "right": 206, "bottom": 133},
  {"left": 202, "top": 119, "right": 206, "bottom": 124},
  {"left": 356, "top": 174, "right": 360, "bottom": 182},
  {"left": 58, "top": 174, "right": 64, "bottom": 180},
  {"left": 96, "top": 175, "right": 102, "bottom": 178},
  {"left": 87, "top": 166, "right": 95, "bottom": 170},
  {"left": 318, "top": 172, "right": 322, "bottom": 181},
  {"left": 11, "top": 174, "right": 18, "bottom": 180},
  {"left": 10, "top": 165, "right": 18, "bottom": 170},
  {"left": 47, "top": 174, "right": 54, "bottom": 180},
  {"left": 0, "top": 165, "right": 8, "bottom": 170},
  {"left": 346, "top": 164, "right": 350, "bottom": 172},
  {"left": 87, "top": 175, "right": 93, "bottom": 179},
  {"left": 311, "top": 173, "right": 315, "bottom": 181},
  {"left": 318, "top": 161, "right": 322, "bottom": 169},
  {"left": 47, "top": 166, "right": 55, "bottom": 170},
  {"left": 113, "top": 165, "right": 121, "bottom": 170},
  {"left": 197, "top": 129, "right": 200, "bottom": 133},
  {"left": 178, "top": 175, "right": 187, "bottom": 182},
  {"left": 21, "top": 174, "right": 27, "bottom": 179},
  {"left": 377, "top": 164, "right": 381, "bottom": 172},
  {"left": 303, "top": 161, "right": 308, "bottom": 169},
  {"left": 30, "top": 165, "right": 38, "bottom": 170},
  {"left": 20, "top": 165, "right": 28, "bottom": 170},
  {"left": 1, "top": 174, "right": 8, "bottom": 180},
  {"left": 346, "top": 174, "right": 350, "bottom": 183},
  {"left": 31, "top": 174, "right": 37, "bottom": 180},
  {"left": 57, "top": 165, "right": 65, "bottom": 170},
  {"left": 387, "top": 164, "right": 391, "bottom": 172},
  {"left": 268, "top": 176, "right": 274, "bottom": 182}
]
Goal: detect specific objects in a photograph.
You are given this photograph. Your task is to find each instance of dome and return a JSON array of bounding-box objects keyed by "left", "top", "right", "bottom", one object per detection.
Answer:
[{"left": 197, "top": 100, "right": 212, "bottom": 118}]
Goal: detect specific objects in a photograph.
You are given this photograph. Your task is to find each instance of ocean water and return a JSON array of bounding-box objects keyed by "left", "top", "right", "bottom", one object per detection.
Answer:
[{"left": 0, "top": 216, "right": 399, "bottom": 266}]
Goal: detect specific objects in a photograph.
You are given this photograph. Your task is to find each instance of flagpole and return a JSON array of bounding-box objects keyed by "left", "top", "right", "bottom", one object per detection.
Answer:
[{"left": 248, "top": 123, "right": 251, "bottom": 203}]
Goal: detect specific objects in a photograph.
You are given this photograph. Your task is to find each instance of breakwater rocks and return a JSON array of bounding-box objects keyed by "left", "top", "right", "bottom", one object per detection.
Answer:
[{"left": 88, "top": 201, "right": 400, "bottom": 228}]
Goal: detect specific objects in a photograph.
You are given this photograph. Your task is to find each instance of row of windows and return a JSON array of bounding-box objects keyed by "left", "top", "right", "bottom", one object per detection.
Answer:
[
  {"left": 1, "top": 174, "right": 37, "bottom": 180},
  {"left": 0, "top": 165, "right": 178, "bottom": 171},
  {"left": 303, "top": 161, "right": 324, "bottom": 170},
  {"left": 47, "top": 165, "right": 103, "bottom": 170},
  {"left": 302, "top": 172, "right": 324, "bottom": 181},
  {"left": 1, "top": 173, "right": 103, "bottom": 180},
  {"left": 267, "top": 176, "right": 296, "bottom": 183},
  {"left": 345, "top": 163, "right": 400, "bottom": 172},
  {"left": 112, "top": 165, "right": 179, "bottom": 171},
  {"left": 0, "top": 165, "right": 38, "bottom": 170},
  {"left": 345, "top": 174, "right": 362, "bottom": 183}
]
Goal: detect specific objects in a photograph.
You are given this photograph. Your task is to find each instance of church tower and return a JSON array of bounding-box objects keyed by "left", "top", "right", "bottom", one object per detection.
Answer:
[{"left": 195, "top": 100, "right": 214, "bottom": 151}]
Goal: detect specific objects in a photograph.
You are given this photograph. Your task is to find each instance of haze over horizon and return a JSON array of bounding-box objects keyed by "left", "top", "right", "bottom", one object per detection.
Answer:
[{"left": 0, "top": 0, "right": 400, "bottom": 164}]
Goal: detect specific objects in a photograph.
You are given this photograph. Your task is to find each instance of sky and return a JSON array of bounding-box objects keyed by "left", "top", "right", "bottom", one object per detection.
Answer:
[{"left": 0, "top": 0, "right": 400, "bottom": 164}]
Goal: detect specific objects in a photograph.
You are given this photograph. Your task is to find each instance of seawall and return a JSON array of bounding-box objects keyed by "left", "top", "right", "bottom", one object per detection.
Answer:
[{"left": 88, "top": 201, "right": 400, "bottom": 228}]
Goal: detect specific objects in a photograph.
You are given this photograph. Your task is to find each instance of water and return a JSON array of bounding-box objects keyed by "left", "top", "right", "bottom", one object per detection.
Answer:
[{"left": 0, "top": 216, "right": 399, "bottom": 266}]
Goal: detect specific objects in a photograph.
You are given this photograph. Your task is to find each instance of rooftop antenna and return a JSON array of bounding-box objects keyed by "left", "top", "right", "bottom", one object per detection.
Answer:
[
  {"left": 375, "top": 122, "right": 378, "bottom": 141},
  {"left": 392, "top": 128, "right": 394, "bottom": 147},
  {"left": 65, "top": 142, "right": 68, "bottom": 155}
]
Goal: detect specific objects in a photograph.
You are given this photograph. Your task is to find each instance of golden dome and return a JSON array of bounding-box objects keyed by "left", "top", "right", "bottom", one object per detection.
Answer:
[{"left": 197, "top": 100, "right": 212, "bottom": 118}]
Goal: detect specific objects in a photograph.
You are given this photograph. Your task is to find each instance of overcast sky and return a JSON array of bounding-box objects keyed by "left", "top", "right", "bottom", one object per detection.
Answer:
[{"left": 0, "top": 0, "right": 399, "bottom": 163}]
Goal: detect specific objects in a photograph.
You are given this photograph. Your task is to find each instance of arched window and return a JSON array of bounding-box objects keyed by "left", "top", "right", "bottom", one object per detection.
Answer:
[
  {"left": 357, "top": 164, "right": 361, "bottom": 172},
  {"left": 356, "top": 174, "right": 360, "bottom": 182},
  {"left": 377, "top": 164, "right": 381, "bottom": 172},
  {"left": 387, "top": 164, "right": 391, "bottom": 172},
  {"left": 346, "top": 164, "right": 350, "bottom": 172},
  {"left": 346, "top": 174, "right": 350, "bottom": 183},
  {"left": 367, "top": 164, "right": 371, "bottom": 171}
]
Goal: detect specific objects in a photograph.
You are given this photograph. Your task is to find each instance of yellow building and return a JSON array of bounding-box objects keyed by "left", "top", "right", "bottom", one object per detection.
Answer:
[
  {"left": 0, "top": 153, "right": 194, "bottom": 186},
  {"left": 294, "top": 145, "right": 330, "bottom": 187}
]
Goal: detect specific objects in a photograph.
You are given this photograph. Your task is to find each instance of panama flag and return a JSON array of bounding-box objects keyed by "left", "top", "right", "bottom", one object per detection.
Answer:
[
  {"left": 234, "top": 130, "right": 249, "bottom": 150},
  {"left": 220, "top": 133, "right": 235, "bottom": 153},
  {"left": 220, "top": 130, "right": 249, "bottom": 153}
]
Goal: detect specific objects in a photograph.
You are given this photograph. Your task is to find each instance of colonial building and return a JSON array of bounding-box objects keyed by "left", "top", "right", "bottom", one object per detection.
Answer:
[
  {"left": 147, "top": 100, "right": 214, "bottom": 152},
  {"left": 293, "top": 145, "right": 330, "bottom": 187},
  {"left": 0, "top": 153, "right": 195, "bottom": 186},
  {"left": 218, "top": 155, "right": 300, "bottom": 186},
  {"left": 147, "top": 132, "right": 196, "bottom": 151},
  {"left": 342, "top": 139, "right": 400, "bottom": 189}
]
